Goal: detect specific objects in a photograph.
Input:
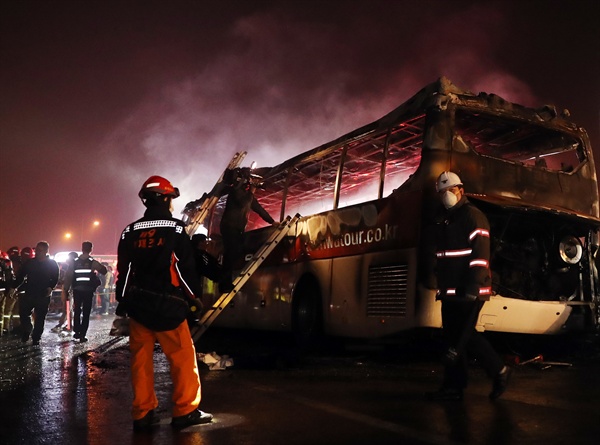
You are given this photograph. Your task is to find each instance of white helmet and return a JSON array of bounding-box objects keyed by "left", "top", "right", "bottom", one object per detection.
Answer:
[{"left": 436, "top": 171, "right": 463, "bottom": 192}]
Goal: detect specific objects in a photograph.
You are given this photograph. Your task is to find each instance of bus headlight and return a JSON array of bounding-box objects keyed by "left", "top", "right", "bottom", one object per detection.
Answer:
[{"left": 559, "top": 235, "right": 583, "bottom": 264}]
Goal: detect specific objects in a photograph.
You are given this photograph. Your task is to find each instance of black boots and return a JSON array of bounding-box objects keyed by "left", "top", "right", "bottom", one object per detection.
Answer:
[
  {"left": 489, "top": 366, "right": 512, "bottom": 400},
  {"left": 171, "top": 408, "right": 213, "bottom": 429}
]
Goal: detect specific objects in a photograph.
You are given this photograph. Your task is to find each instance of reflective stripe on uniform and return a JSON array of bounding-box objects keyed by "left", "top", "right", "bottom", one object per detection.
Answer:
[
  {"left": 436, "top": 248, "right": 472, "bottom": 258},
  {"left": 469, "top": 259, "right": 489, "bottom": 268},
  {"left": 469, "top": 228, "right": 490, "bottom": 241},
  {"left": 133, "top": 220, "right": 178, "bottom": 231}
]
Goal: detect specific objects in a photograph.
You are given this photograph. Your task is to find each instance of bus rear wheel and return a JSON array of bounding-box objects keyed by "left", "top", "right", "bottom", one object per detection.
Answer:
[{"left": 291, "top": 279, "right": 323, "bottom": 349}]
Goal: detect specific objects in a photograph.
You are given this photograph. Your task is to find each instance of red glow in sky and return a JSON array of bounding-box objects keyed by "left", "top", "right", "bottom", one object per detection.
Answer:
[{"left": 1, "top": 0, "right": 598, "bottom": 255}]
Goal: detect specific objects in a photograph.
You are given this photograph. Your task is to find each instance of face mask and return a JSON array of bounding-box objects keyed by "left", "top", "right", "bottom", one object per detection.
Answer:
[{"left": 441, "top": 190, "right": 458, "bottom": 209}]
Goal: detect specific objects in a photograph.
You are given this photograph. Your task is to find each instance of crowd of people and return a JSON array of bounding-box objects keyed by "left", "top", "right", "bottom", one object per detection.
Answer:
[
  {"left": 0, "top": 168, "right": 276, "bottom": 431},
  {"left": 0, "top": 242, "right": 116, "bottom": 343}
]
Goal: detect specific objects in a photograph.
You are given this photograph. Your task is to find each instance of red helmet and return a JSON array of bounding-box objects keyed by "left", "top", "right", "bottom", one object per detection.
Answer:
[
  {"left": 0, "top": 251, "right": 9, "bottom": 261},
  {"left": 138, "top": 175, "right": 180, "bottom": 199},
  {"left": 21, "top": 247, "right": 34, "bottom": 258}
]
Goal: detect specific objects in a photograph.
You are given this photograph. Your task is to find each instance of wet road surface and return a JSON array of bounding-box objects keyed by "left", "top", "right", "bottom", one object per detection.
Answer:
[{"left": 1, "top": 312, "right": 600, "bottom": 445}]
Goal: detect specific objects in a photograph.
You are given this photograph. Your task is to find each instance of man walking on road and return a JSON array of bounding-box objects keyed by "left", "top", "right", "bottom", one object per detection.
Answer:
[
  {"left": 16, "top": 241, "right": 59, "bottom": 345},
  {"left": 425, "top": 171, "right": 510, "bottom": 401},
  {"left": 63, "top": 242, "right": 106, "bottom": 343},
  {"left": 116, "top": 175, "right": 212, "bottom": 432}
]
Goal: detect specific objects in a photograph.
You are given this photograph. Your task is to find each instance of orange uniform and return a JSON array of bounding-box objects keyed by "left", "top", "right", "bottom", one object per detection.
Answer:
[{"left": 116, "top": 201, "right": 205, "bottom": 421}]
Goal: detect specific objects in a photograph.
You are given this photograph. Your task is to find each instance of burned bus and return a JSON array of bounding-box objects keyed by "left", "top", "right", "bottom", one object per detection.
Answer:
[{"left": 192, "top": 77, "right": 599, "bottom": 343}]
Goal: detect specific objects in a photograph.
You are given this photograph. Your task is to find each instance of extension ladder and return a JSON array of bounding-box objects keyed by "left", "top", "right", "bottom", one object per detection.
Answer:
[
  {"left": 182, "top": 151, "right": 247, "bottom": 236},
  {"left": 191, "top": 213, "right": 300, "bottom": 342}
]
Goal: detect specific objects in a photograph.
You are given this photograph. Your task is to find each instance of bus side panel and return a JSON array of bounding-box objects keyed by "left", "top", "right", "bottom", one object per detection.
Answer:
[
  {"left": 328, "top": 249, "right": 423, "bottom": 338},
  {"left": 205, "top": 264, "right": 290, "bottom": 331},
  {"left": 212, "top": 258, "right": 335, "bottom": 332}
]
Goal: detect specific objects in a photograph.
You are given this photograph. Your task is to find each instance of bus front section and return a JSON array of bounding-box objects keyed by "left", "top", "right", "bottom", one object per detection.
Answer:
[{"left": 433, "top": 93, "right": 600, "bottom": 335}]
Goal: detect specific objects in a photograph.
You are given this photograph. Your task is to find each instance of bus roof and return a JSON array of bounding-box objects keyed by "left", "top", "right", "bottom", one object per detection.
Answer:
[{"left": 261, "top": 77, "right": 586, "bottom": 181}]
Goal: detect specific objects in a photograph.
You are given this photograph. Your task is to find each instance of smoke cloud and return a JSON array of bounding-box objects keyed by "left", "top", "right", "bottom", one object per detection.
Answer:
[
  {"left": 101, "top": 2, "right": 533, "bottom": 219},
  {"left": 2, "top": 0, "right": 596, "bottom": 253}
]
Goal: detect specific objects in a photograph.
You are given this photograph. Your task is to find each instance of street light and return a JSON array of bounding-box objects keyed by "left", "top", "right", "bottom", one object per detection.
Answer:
[{"left": 80, "top": 218, "right": 101, "bottom": 243}]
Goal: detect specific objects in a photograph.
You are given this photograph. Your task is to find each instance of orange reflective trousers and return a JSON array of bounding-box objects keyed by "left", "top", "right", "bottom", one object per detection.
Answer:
[{"left": 129, "top": 318, "right": 202, "bottom": 420}]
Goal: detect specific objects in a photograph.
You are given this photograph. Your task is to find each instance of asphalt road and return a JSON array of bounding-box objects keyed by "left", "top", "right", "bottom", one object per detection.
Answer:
[{"left": 1, "top": 313, "right": 600, "bottom": 445}]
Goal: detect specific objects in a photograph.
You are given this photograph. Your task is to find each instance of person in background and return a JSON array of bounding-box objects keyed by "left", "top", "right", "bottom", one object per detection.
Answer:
[
  {"left": 6, "top": 247, "right": 21, "bottom": 275},
  {"left": 51, "top": 251, "right": 78, "bottom": 333},
  {"left": 3, "top": 246, "right": 25, "bottom": 333},
  {"left": 191, "top": 233, "right": 222, "bottom": 293},
  {"left": 425, "top": 171, "right": 510, "bottom": 401},
  {"left": 116, "top": 175, "right": 212, "bottom": 431},
  {"left": 98, "top": 263, "right": 114, "bottom": 315},
  {"left": 15, "top": 241, "right": 59, "bottom": 345},
  {"left": 0, "top": 251, "right": 16, "bottom": 335},
  {"left": 63, "top": 242, "right": 106, "bottom": 343}
]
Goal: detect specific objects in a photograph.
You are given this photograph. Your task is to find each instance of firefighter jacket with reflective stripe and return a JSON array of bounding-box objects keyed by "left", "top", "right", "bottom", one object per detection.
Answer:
[
  {"left": 0, "top": 259, "right": 15, "bottom": 292},
  {"left": 433, "top": 196, "right": 492, "bottom": 301},
  {"left": 116, "top": 206, "right": 203, "bottom": 303}
]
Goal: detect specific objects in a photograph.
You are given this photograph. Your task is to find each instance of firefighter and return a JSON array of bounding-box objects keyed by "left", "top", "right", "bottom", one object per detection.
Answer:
[
  {"left": 116, "top": 175, "right": 212, "bottom": 431},
  {"left": 426, "top": 171, "right": 510, "bottom": 401},
  {"left": 63, "top": 243, "right": 105, "bottom": 342},
  {"left": 191, "top": 234, "right": 221, "bottom": 289},
  {"left": 15, "top": 241, "right": 59, "bottom": 345},
  {"left": 6, "top": 247, "right": 20, "bottom": 273},
  {"left": 0, "top": 251, "right": 16, "bottom": 335},
  {"left": 218, "top": 167, "right": 276, "bottom": 293},
  {"left": 4, "top": 246, "right": 24, "bottom": 334}
]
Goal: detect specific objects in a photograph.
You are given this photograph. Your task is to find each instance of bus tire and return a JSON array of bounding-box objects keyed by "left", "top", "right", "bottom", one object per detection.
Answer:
[{"left": 291, "top": 278, "right": 323, "bottom": 349}]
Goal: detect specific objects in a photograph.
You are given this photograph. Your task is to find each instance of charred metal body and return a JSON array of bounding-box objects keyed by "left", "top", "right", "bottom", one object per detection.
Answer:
[{"left": 191, "top": 77, "right": 599, "bottom": 339}]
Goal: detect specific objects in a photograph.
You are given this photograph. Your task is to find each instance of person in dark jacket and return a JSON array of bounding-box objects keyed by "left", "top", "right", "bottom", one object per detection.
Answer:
[
  {"left": 16, "top": 241, "right": 59, "bottom": 345},
  {"left": 426, "top": 171, "right": 510, "bottom": 401},
  {"left": 218, "top": 167, "right": 276, "bottom": 293},
  {"left": 191, "top": 234, "right": 221, "bottom": 290},
  {"left": 63, "top": 242, "right": 107, "bottom": 342},
  {"left": 116, "top": 175, "right": 212, "bottom": 432}
]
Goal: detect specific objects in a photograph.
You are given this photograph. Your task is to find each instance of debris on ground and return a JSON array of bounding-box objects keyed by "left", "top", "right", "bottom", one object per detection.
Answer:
[
  {"left": 197, "top": 351, "right": 234, "bottom": 370},
  {"left": 515, "top": 354, "right": 573, "bottom": 370}
]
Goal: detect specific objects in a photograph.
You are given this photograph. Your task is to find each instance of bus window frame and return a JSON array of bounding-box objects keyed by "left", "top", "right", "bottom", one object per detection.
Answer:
[{"left": 452, "top": 107, "right": 587, "bottom": 175}]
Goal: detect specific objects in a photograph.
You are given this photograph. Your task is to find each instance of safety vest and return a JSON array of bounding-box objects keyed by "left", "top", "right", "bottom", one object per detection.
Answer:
[{"left": 72, "top": 256, "right": 100, "bottom": 291}]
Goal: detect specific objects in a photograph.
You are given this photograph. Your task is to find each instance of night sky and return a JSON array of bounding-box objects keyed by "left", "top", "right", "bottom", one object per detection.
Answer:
[{"left": 1, "top": 0, "right": 598, "bottom": 255}]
